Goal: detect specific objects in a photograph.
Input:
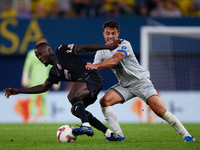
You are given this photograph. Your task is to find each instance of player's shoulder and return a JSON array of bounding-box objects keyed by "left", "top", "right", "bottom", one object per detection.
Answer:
[
  {"left": 56, "top": 44, "right": 76, "bottom": 50},
  {"left": 55, "top": 44, "right": 66, "bottom": 50},
  {"left": 27, "top": 49, "right": 34, "bottom": 54},
  {"left": 26, "top": 49, "right": 35, "bottom": 58},
  {"left": 55, "top": 44, "right": 78, "bottom": 56},
  {"left": 120, "top": 39, "right": 131, "bottom": 46},
  {"left": 120, "top": 39, "right": 132, "bottom": 50},
  {"left": 55, "top": 44, "right": 73, "bottom": 52}
]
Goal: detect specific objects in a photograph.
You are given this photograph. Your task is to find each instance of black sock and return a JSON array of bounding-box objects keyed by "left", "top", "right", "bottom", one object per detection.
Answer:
[
  {"left": 86, "top": 110, "right": 108, "bottom": 134},
  {"left": 70, "top": 97, "right": 89, "bottom": 123}
]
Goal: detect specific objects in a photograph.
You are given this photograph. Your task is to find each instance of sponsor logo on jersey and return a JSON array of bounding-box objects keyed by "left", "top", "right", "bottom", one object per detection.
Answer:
[
  {"left": 64, "top": 69, "right": 71, "bottom": 80},
  {"left": 66, "top": 50, "right": 72, "bottom": 53},
  {"left": 57, "top": 63, "right": 62, "bottom": 70}
]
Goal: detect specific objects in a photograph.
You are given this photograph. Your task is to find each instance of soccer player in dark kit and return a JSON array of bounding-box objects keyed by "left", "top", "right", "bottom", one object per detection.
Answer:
[{"left": 4, "top": 39, "right": 123, "bottom": 141}]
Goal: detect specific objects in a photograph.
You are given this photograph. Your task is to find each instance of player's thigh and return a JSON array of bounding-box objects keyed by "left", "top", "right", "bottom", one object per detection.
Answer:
[
  {"left": 111, "top": 84, "right": 135, "bottom": 103},
  {"left": 67, "top": 82, "right": 90, "bottom": 100},
  {"left": 100, "top": 89, "right": 122, "bottom": 106},
  {"left": 100, "top": 84, "right": 133, "bottom": 106},
  {"left": 83, "top": 87, "right": 101, "bottom": 108}
]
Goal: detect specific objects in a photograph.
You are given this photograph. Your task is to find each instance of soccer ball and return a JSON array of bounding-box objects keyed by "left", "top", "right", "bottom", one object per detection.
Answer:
[{"left": 57, "top": 125, "right": 77, "bottom": 143}]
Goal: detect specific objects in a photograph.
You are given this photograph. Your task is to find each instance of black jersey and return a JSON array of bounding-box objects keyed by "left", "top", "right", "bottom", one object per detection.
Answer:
[
  {"left": 46, "top": 44, "right": 86, "bottom": 83},
  {"left": 45, "top": 44, "right": 103, "bottom": 97}
]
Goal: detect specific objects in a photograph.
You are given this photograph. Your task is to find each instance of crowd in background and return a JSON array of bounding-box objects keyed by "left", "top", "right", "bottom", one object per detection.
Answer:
[{"left": 0, "top": 0, "right": 200, "bottom": 19}]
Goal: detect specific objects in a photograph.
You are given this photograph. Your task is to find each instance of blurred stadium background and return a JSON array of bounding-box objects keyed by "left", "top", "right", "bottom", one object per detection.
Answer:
[{"left": 0, "top": 0, "right": 200, "bottom": 124}]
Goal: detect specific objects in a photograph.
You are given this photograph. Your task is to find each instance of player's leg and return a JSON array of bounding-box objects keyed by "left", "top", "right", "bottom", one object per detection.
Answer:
[
  {"left": 86, "top": 110, "right": 120, "bottom": 141},
  {"left": 29, "top": 94, "right": 38, "bottom": 122},
  {"left": 36, "top": 93, "right": 48, "bottom": 122},
  {"left": 85, "top": 90, "right": 121, "bottom": 141},
  {"left": 69, "top": 84, "right": 120, "bottom": 140},
  {"left": 99, "top": 88, "right": 125, "bottom": 140},
  {"left": 40, "top": 92, "right": 47, "bottom": 116},
  {"left": 71, "top": 107, "right": 119, "bottom": 140},
  {"left": 134, "top": 78, "right": 195, "bottom": 142},
  {"left": 68, "top": 82, "right": 94, "bottom": 136},
  {"left": 147, "top": 95, "right": 195, "bottom": 142}
]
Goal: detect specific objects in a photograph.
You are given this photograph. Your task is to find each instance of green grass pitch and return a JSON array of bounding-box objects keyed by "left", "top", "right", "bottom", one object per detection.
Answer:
[{"left": 0, "top": 123, "right": 199, "bottom": 150}]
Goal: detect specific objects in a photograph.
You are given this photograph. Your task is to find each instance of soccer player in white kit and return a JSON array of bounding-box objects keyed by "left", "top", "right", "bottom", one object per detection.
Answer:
[{"left": 85, "top": 20, "right": 195, "bottom": 142}]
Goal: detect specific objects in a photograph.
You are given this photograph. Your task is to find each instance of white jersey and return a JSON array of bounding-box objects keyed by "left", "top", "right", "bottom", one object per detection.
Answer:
[{"left": 93, "top": 39, "right": 150, "bottom": 87}]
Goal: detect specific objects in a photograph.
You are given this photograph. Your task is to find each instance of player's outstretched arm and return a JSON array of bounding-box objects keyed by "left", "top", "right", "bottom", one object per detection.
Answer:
[
  {"left": 3, "top": 82, "right": 52, "bottom": 99},
  {"left": 86, "top": 51, "right": 126, "bottom": 71},
  {"left": 77, "top": 39, "right": 124, "bottom": 52}
]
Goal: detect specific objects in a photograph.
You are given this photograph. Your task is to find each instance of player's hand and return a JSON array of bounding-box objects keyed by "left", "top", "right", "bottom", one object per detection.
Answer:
[
  {"left": 3, "top": 88, "right": 19, "bottom": 98},
  {"left": 107, "top": 39, "right": 124, "bottom": 51},
  {"left": 85, "top": 62, "right": 97, "bottom": 70}
]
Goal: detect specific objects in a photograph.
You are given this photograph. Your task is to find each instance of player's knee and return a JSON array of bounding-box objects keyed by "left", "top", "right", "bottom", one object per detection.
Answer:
[
  {"left": 99, "top": 96, "right": 110, "bottom": 107},
  {"left": 67, "top": 94, "right": 72, "bottom": 101},
  {"left": 150, "top": 104, "right": 166, "bottom": 118},
  {"left": 157, "top": 108, "right": 167, "bottom": 118}
]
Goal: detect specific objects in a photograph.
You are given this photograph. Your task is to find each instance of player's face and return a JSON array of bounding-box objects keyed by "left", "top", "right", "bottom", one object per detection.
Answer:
[
  {"left": 35, "top": 47, "right": 52, "bottom": 66},
  {"left": 103, "top": 27, "right": 120, "bottom": 45}
]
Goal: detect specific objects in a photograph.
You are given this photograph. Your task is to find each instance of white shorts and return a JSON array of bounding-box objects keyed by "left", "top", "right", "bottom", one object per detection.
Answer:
[{"left": 109, "top": 78, "right": 158, "bottom": 104}]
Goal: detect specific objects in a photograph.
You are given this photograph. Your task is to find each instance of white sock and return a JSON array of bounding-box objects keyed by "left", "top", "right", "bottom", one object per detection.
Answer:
[
  {"left": 82, "top": 122, "right": 90, "bottom": 127},
  {"left": 101, "top": 106, "right": 124, "bottom": 137},
  {"left": 105, "top": 129, "right": 112, "bottom": 137},
  {"left": 162, "top": 111, "right": 191, "bottom": 138}
]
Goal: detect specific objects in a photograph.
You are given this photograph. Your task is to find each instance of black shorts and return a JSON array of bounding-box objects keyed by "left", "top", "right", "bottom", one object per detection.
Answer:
[
  {"left": 83, "top": 87, "right": 102, "bottom": 108},
  {"left": 77, "top": 69, "right": 103, "bottom": 98}
]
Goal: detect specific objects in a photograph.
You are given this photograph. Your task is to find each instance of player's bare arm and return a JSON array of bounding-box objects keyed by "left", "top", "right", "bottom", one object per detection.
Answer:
[
  {"left": 77, "top": 39, "right": 123, "bottom": 53},
  {"left": 86, "top": 51, "right": 126, "bottom": 70},
  {"left": 4, "top": 82, "right": 52, "bottom": 98}
]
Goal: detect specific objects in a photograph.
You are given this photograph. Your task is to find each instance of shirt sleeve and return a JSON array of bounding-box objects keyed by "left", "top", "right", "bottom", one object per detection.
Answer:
[
  {"left": 55, "top": 44, "right": 78, "bottom": 58},
  {"left": 93, "top": 51, "right": 104, "bottom": 64},
  {"left": 45, "top": 67, "right": 60, "bottom": 84},
  {"left": 117, "top": 40, "right": 131, "bottom": 58}
]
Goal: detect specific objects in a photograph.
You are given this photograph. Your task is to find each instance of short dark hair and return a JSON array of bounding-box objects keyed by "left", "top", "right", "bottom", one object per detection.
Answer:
[
  {"left": 34, "top": 42, "right": 50, "bottom": 50},
  {"left": 103, "top": 20, "right": 120, "bottom": 32}
]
